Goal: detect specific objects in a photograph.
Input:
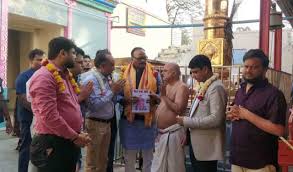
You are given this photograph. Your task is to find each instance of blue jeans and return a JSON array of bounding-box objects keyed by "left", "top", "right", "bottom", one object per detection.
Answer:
[{"left": 18, "top": 120, "right": 32, "bottom": 172}]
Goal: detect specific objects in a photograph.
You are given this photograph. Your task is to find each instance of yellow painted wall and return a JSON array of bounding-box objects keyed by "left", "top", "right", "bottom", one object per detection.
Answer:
[
  {"left": 32, "top": 26, "right": 64, "bottom": 56},
  {"left": 7, "top": 31, "right": 34, "bottom": 86},
  {"left": 19, "top": 32, "right": 34, "bottom": 72},
  {"left": 7, "top": 25, "right": 63, "bottom": 111},
  {"left": 7, "top": 30, "right": 33, "bottom": 110},
  {"left": 7, "top": 30, "right": 20, "bottom": 111},
  {"left": 7, "top": 30, "right": 20, "bottom": 89}
]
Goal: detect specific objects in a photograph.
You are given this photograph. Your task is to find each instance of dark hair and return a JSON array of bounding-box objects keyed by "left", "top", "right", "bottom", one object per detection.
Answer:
[
  {"left": 243, "top": 49, "right": 269, "bottom": 68},
  {"left": 84, "top": 55, "right": 91, "bottom": 60},
  {"left": 48, "top": 37, "right": 76, "bottom": 60},
  {"left": 76, "top": 47, "right": 85, "bottom": 56},
  {"left": 94, "top": 49, "right": 112, "bottom": 67},
  {"left": 28, "top": 49, "right": 45, "bottom": 61},
  {"left": 188, "top": 54, "right": 212, "bottom": 71},
  {"left": 131, "top": 47, "right": 145, "bottom": 57}
]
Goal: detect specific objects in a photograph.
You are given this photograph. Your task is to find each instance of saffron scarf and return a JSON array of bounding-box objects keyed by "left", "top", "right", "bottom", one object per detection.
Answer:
[{"left": 122, "top": 62, "right": 157, "bottom": 127}]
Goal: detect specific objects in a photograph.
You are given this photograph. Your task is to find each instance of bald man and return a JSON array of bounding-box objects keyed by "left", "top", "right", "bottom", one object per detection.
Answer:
[{"left": 150, "top": 63, "right": 189, "bottom": 172}]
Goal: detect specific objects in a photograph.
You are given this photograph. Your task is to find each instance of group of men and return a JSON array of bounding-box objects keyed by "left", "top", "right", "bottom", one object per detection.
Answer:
[
  {"left": 9, "top": 35, "right": 289, "bottom": 172},
  {"left": 13, "top": 43, "right": 95, "bottom": 172},
  {"left": 151, "top": 49, "right": 287, "bottom": 172}
]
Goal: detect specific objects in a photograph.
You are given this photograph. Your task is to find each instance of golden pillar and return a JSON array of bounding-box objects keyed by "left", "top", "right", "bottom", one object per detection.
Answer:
[{"left": 198, "top": 0, "right": 232, "bottom": 66}]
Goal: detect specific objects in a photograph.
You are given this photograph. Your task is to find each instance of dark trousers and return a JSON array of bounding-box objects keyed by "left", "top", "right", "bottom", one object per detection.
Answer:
[
  {"left": 189, "top": 141, "right": 218, "bottom": 172},
  {"left": 0, "top": 109, "right": 3, "bottom": 123},
  {"left": 14, "top": 98, "right": 21, "bottom": 137},
  {"left": 30, "top": 134, "right": 80, "bottom": 172},
  {"left": 18, "top": 120, "right": 32, "bottom": 172},
  {"left": 107, "top": 116, "right": 117, "bottom": 172}
]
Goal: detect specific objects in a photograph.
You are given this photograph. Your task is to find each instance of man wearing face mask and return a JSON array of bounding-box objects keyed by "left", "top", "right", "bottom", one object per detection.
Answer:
[
  {"left": 227, "top": 49, "right": 287, "bottom": 172},
  {"left": 80, "top": 49, "right": 125, "bottom": 172}
]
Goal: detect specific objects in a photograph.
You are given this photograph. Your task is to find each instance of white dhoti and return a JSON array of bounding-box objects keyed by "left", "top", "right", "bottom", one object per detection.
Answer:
[{"left": 151, "top": 124, "right": 186, "bottom": 172}]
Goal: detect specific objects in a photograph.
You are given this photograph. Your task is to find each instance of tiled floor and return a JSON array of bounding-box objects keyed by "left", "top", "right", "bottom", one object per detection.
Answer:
[
  {"left": 0, "top": 130, "right": 138, "bottom": 172},
  {"left": 1, "top": 129, "right": 293, "bottom": 172},
  {"left": 0, "top": 132, "right": 19, "bottom": 172}
]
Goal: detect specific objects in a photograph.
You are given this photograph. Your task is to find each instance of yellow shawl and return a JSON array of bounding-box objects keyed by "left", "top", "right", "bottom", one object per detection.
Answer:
[{"left": 122, "top": 62, "right": 157, "bottom": 127}]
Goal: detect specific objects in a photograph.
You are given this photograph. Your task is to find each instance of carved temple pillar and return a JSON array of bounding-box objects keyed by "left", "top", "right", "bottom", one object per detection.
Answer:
[{"left": 198, "top": 0, "right": 231, "bottom": 66}]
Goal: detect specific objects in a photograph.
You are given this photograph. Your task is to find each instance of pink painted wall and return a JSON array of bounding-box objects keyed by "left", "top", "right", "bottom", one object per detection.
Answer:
[
  {"left": 0, "top": 0, "right": 8, "bottom": 87},
  {"left": 105, "top": 13, "right": 112, "bottom": 50},
  {"left": 64, "top": 0, "right": 76, "bottom": 38}
]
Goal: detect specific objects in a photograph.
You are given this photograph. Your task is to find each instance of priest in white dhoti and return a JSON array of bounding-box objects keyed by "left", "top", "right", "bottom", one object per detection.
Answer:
[{"left": 150, "top": 63, "right": 189, "bottom": 172}]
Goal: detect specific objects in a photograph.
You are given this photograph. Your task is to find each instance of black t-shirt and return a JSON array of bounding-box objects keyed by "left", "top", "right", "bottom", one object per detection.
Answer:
[{"left": 136, "top": 69, "right": 144, "bottom": 89}]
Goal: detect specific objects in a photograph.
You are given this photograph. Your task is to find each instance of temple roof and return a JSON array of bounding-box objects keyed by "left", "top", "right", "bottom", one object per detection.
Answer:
[{"left": 277, "top": 0, "right": 293, "bottom": 27}]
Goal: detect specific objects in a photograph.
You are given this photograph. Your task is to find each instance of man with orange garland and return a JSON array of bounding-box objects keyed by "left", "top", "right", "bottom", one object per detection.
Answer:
[
  {"left": 29, "top": 37, "right": 91, "bottom": 172},
  {"left": 177, "top": 55, "right": 227, "bottom": 172}
]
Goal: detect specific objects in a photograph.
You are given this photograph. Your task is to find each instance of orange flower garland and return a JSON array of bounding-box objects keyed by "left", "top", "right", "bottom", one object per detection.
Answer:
[
  {"left": 69, "top": 72, "right": 81, "bottom": 94},
  {"left": 42, "top": 59, "right": 80, "bottom": 94}
]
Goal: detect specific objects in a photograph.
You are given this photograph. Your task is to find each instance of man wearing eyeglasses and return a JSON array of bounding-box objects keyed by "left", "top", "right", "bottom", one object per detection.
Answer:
[{"left": 119, "top": 47, "right": 161, "bottom": 172}]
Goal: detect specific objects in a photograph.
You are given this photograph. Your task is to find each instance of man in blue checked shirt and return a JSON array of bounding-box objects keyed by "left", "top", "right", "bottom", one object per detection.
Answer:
[{"left": 80, "top": 49, "right": 125, "bottom": 172}]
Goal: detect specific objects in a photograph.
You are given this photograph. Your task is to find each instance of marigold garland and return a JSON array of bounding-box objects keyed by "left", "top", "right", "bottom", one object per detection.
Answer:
[
  {"left": 42, "top": 59, "right": 80, "bottom": 94},
  {"left": 69, "top": 72, "right": 81, "bottom": 94},
  {"left": 195, "top": 74, "right": 219, "bottom": 101},
  {"left": 189, "top": 74, "right": 219, "bottom": 118}
]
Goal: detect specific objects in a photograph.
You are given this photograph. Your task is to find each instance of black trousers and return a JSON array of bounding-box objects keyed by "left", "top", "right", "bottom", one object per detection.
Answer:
[
  {"left": 188, "top": 134, "right": 218, "bottom": 172},
  {"left": 106, "top": 115, "right": 117, "bottom": 172},
  {"left": 30, "top": 134, "right": 80, "bottom": 172},
  {"left": 18, "top": 120, "right": 32, "bottom": 172}
]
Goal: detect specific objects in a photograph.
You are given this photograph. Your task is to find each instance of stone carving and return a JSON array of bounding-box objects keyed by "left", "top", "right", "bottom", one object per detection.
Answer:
[
  {"left": 198, "top": 38, "right": 224, "bottom": 66},
  {"left": 198, "top": 0, "right": 231, "bottom": 66}
]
